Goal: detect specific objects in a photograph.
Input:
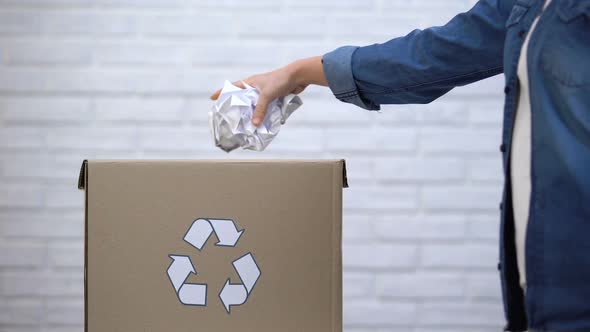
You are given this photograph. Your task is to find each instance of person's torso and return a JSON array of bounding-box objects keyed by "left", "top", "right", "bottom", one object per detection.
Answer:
[{"left": 499, "top": 0, "right": 590, "bottom": 331}]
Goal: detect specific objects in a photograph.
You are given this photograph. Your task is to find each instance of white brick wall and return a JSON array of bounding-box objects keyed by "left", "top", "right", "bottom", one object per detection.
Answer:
[{"left": 0, "top": 0, "right": 507, "bottom": 331}]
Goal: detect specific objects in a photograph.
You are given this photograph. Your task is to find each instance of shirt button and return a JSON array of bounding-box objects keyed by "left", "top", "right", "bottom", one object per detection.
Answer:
[
  {"left": 497, "top": 262, "right": 502, "bottom": 271},
  {"left": 519, "top": 30, "right": 526, "bottom": 38},
  {"left": 500, "top": 143, "right": 506, "bottom": 152},
  {"left": 504, "top": 86, "right": 511, "bottom": 94}
]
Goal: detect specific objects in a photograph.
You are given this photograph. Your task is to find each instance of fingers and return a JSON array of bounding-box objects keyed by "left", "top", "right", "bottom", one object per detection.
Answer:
[
  {"left": 292, "top": 85, "right": 306, "bottom": 94},
  {"left": 210, "top": 80, "right": 248, "bottom": 100},
  {"left": 252, "top": 95, "right": 270, "bottom": 127},
  {"left": 210, "top": 89, "right": 221, "bottom": 100}
]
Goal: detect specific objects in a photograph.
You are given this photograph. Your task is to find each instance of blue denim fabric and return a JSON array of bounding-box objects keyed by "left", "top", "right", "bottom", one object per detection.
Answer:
[{"left": 323, "top": 0, "right": 590, "bottom": 331}]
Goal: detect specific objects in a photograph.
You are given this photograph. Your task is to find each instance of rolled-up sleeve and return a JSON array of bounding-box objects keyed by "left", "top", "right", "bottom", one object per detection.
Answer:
[
  {"left": 322, "top": 45, "right": 379, "bottom": 110},
  {"left": 322, "top": 0, "right": 512, "bottom": 110}
]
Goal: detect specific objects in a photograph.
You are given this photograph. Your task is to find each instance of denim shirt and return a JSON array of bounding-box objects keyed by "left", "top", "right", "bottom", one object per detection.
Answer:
[{"left": 322, "top": 0, "right": 590, "bottom": 331}]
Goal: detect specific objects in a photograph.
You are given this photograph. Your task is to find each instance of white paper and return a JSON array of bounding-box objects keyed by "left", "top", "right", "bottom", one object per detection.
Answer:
[{"left": 209, "top": 80, "right": 302, "bottom": 152}]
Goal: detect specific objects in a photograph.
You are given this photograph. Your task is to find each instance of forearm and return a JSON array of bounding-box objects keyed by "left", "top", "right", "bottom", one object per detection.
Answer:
[
  {"left": 287, "top": 56, "right": 328, "bottom": 87},
  {"left": 323, "top": 0, "right": 512, "bottom": 109}
]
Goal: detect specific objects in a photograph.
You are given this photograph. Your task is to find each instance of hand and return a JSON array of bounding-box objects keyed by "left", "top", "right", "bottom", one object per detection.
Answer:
[{"left": 210, "top": 56, "right": 327, "bottom": 127}]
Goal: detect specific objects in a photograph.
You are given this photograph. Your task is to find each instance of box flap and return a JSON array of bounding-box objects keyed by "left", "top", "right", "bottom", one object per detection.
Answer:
[
  {"left": 78, "top": 159, "right": 349, "bottom": 189},
  {"left": 78, "top": 160, "right": 88, "bottom": 190},
  {"left": 340, "top": 159, "right": 348, "bottom": 188}
]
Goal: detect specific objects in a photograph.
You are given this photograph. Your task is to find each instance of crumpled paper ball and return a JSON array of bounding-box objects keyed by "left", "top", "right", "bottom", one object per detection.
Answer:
[{"left": 209, "top": 80, "right": 302, "bottom": 152}]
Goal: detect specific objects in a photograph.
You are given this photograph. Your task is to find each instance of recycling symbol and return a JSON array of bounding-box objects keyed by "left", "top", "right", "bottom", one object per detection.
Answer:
[{"left": 166, "top": 218, "right": 261, "bottom": 314}]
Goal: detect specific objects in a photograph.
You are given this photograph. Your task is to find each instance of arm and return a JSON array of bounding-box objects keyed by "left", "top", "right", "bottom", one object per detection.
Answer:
[
  {"left": 323, "top": 0, "right": 514, "bottom": 110},
  {"left": 211, "top": 0, "right": 515, "bottom": 124}
]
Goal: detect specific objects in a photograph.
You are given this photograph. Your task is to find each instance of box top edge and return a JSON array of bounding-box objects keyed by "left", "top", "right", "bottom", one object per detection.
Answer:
[{"left": 78, "top": 159, "right": 348, "bottom": 189}]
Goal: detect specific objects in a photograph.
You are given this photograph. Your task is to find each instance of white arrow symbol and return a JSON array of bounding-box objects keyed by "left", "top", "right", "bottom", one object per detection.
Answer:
[
  {"left": 167, "top": 255, "right": 207, "bottom": 306},
  {"left": 219, "top": 252, "right": 261, "bottom": 314},
  {"left": 167, "top": 255, "right": 196, "bottom": 292},
  {"left": 178, "top": 283, "right": 207, "bottom": 306},
  {"left": 218, "top": 279, "right": 248, "bottom": 313},
  {"left": 184, "top": 218, "right": 243, "bottom": 250},
  {"left": 233, "top": 253, "right": 261, "bottom": 293},
  {"left": 209, "top": 219, "right": 244, "bottom": 247},
  {"left": 184, "top": 218, "right": 213, "bottom": 250}
]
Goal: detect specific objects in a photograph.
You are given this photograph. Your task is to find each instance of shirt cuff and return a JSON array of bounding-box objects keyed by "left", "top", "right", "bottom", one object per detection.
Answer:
[{"left": 322, "top": 45, "right": 380, "bottom": 111}]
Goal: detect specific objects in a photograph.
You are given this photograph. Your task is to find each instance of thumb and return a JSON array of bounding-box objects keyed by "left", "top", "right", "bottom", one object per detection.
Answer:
[{"left": 252, "top": 95, "right": 270, "bottom": 127}]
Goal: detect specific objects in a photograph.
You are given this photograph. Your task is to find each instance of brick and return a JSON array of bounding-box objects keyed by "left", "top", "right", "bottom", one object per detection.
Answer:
[
  {"left": 374, "top": 157, "right": 465, "bottom": 182},
  {"left": 94, "top": 42, "right": 191, "bottom": 66},
  {"left": 422, "top": 185, "right": 502, "bottom": 210},
  {"left": 95, "top": 0, "right": 187, "bottom": 7},
  {"left": 377, "top": 272, "right": 465, "bottom": 298},
  {"left": 94, "top": 97, "right": 185, "bottom": 123},
  {"left": 193, "top": 42, "right": 283, "bottom": 67},
  {"left": 1, "top": 154, "right": 83, "bottom": 180},
  {"left": 468, "top": 158, "right": 503, "bottom": 182},
  {"left": 417, "top": 99, "right": 469, "bottom": 126},
  {"left": 374, "top": 214, "right": 466, "bottom": 240},
  {"left": 466, "top": 273, "right": 502, "bottom": 300},
  {"left": 415, "top": 329, "right": 498, "bottom": 332},
  {"left": 40, "top": 12, "right": 137, "bottom": 35},
  {"left": 0, "top": 300, "right": 43, "bottom": 325},
  {"left": 421, "top": 128, "right": 500, "bottom": 154},
  {"left": 0, "top": 128, "right": 45, "bottom": 149},
  {"left": 469, "top": 100, "right": 504, "bottom": 125},
  {"left": 0, "top": 10, "right": 40, "bottom": 34},
  {"left": 47, "top": 128, "right": 136, "bottom": 151},
  {"left": 1, "top": 272, "right": 83, "bottom": 296},
  {"left": 343, "top": 273, "right": 374, "bottom": 298},
  {"left": 0, "top": 67, "right": 234, "bottom": 95},
  {"left": 344, "top": 186, "right": 418, "bottom": 210},
  {"left": 266, "top": 127, "right": 324, "bottom": 153},
  {"left": 142, "top": 14, "right": 232, "bottom": 37},
  {"left": 0, "top": 97, "right": 90, "bottom": 123},
  {"left": 383, "top": 0, "right": 471, "bottom": 10},
  {"left": 0, "top": 242, "right": 45, "bottom": 267},
  {"left": 0, "top": 68, "right": 219, "bottom": 94},
  {"left": 42, "top": 327, "right": 84, "bottom": 332},
  {"left": 0, "top": 183, "right": 43, "bottom": 208},
  {"left": 466, "top": 214, "right": 500, "bottom": 241},
  {"left": 1, "top": 212, "right": 83, "bottom": 238},
  {"left": 238, "top": 15, "right": 326, "bottom": 38},
  {"left": 137, "top": 127, "right": 209, "bottom": 152},
  {"left": 344, "top": 301, "right": 417, "bottom": 326},
  {"left": 287, "top": 99, "right": 373, "bottom": 125},
  {"left": 327, "top": 16, "right": 416, "bottom": 38},
  {"left": 287, "top": 0, "right": 376, "bottom": 10},
  {"left": 344, "top": 244, "right": 418, "bottom": 269},
  {"left": 374, "top": 104, "right": 418, "bottom": 124},
  {"left": 343, "top": 214, "right": 375, "bottom": 242},
  {"left": 0, "top": 0, "right": 92, "bottom": 6},
  {"left": 48, "top": 242, "right": 83, "bottom": 268},
  {"left": 45, "top": 300, "right": 83, "bottom": 325},
  {"left": 325, "top": 128, "right": 417, "bottom": 152},
  {"left": 418, "top": 301, "right": 503, "bottom": 327},
  {"left": 453, "top": 74, "right": 504, "bottom": 97},
  {"left": 186, "top": 97, "right": 214, "bottom": 123},
  {"left": 420, "top": 243, "right": 498, "bottom": 269},
  {"left": 2, "top": 41, "right": 91, "bottom": 65},
  {"left": 282, "top": 41, "right": 342, "bottom": 64}
]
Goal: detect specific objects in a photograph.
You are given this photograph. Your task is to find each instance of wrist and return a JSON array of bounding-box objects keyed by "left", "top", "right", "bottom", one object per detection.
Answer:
[{"left": 285, "top": 59, "right": 306, "bottom": 87}]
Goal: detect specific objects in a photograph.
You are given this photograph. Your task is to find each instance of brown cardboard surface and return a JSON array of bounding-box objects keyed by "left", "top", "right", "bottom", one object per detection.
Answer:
[{"left": 80, "top": 160, "right": 344, "bottom": 332}]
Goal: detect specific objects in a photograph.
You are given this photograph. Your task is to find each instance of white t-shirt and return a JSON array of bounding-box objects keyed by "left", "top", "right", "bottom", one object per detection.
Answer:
[{"left": 511, "top": 0, "right": 552, "bottom": 293}]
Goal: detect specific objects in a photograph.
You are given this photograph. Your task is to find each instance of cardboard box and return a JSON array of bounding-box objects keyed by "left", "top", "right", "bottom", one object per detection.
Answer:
[{"left": 78, "top": 160, "right": 347, "bottom": 332}]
